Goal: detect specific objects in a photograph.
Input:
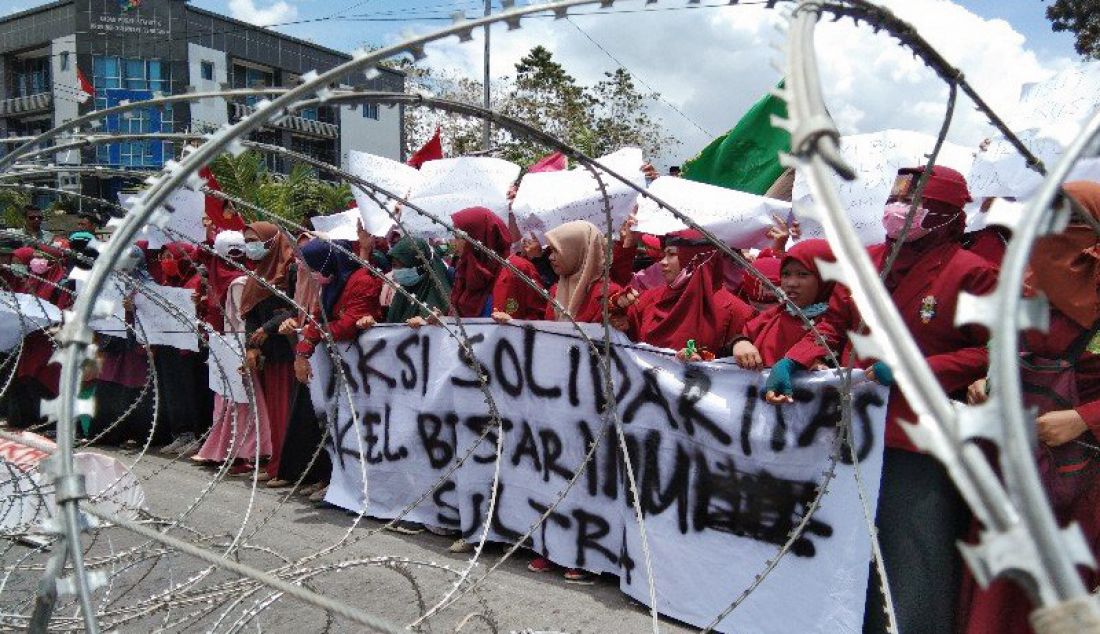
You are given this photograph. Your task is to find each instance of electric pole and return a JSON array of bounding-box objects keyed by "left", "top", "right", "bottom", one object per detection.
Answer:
[{"left": 482, "top": 0, "right": 491, "bottom": 151}]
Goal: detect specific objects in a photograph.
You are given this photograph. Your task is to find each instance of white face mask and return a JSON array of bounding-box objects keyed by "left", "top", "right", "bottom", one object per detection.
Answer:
[{"left": 244, "top": 241, "right": 269, "bottom": 261}]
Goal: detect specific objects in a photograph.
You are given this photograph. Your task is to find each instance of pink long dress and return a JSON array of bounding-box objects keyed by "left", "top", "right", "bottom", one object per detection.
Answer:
[{"left": 195, "top": 277, "right": 272, "bottom": 462}]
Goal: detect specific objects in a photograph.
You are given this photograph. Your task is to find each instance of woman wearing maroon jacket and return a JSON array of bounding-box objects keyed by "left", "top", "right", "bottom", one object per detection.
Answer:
[
  {"left": 764, "top": 166, "right": 998, "bottom": 634},
  {"left": 962, "top": 180, "right": 1100, "bottom": 634},
  {"left": 615, "top": 229, "right": 755, "bottom": 359}
]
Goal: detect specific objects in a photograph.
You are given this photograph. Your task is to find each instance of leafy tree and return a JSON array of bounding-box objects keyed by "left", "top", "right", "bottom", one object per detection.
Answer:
[
  {"left": 1043, "top": 0, "right": 1100, "bottom": 59},
  {"left": 209, "top": 152, "right": 350, "bottom": 225},
  {"left": 401, "top": 46, "right": 678, "bottom": 167},
  {"left": 0, "top": 189, "right": 30, "bottom": 228}
]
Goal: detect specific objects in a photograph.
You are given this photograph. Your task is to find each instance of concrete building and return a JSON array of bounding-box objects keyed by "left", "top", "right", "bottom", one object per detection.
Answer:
[{"left": 0, "top": 0, "right": 404, "bottom": 203}]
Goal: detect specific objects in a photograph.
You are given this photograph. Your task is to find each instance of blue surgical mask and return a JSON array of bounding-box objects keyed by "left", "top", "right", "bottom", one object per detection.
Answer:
[
  {"left": 244, "top": 242, "right": 269, "bottom": 261},
  {"left": 393, "top": 267, "right": 422, "bottom": 287}
]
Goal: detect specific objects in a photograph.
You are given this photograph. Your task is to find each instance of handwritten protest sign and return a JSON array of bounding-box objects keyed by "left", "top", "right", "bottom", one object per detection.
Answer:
[
  {"left": 347, "top": 150, "right": 419, "bottom": 236},
  {"left": 0, "top": 292, "right": 62, "bottom": 351},
  {"left": 312, "top": 321, "right": 887, "bottom": 633},
  {"left": 133, "top": 284, "right": 198, "bottom": 351},
  {"left": 792, "top": 129, "right": 974, "bottom": 245},
  {"left": 118, "top": 188, "right": 206, "bottom": 249},
  {"left": 310, "top": 209, "right": 361, "bottom": 241},
  {"left": 205, "top": 326, "right": 248, "bottom": 402},
  {"left": 968, "top": 62, "right": 1100, "bottom": 199},
  {"left": 512, "top": 147, "right": 645, "bottom": 235},
  {"left": 399, "top": 157, "right": 520, "bottom": 236},
  {"left": 634, "top": 176, "right": 789, "bottom": 248}
]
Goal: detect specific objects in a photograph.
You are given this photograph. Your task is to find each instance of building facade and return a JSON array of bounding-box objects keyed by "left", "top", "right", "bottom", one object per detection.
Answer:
[{"left": 0, "top": 0, "right": 404, "bottom": 202}]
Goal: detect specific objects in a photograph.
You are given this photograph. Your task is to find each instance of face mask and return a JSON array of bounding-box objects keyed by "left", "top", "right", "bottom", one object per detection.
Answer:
[
  {"left": 10, "top": 263, "right": 27, "bottom": 276},
  {"left": 244, "top": 242, "right": 269, "bottom": 261},
  {"left": 160, "top": 258, "right": 180, "bottom": 278},
  {"left": 29, "top": 258, "right": 49, "bottom": 275},
  {"left": 393, "top": 267, "right": 422, "bottom": 287},
  {"left": 882, "top": 202, "right": 932, "bottom": 241}
]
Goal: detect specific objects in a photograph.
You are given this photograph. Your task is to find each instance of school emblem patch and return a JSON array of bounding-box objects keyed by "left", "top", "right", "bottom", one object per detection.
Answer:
[
  {"left": 1088, "top": 330, "right": 1100, "bottom": 355},
  {"left": 919, "top": 295, "right": 937, "bottom": 324}
]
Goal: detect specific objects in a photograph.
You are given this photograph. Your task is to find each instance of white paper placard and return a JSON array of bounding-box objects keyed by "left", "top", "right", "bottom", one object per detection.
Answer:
[
  {"left": 792, "top": 129, "right": 975, "bottom": 245},
  {"left": 634, "top": 176, "right": 790, "bottom": 248},
  {"left": 133, "top": 283, "right": 199, "bottom": 351},
  {"left": 310, "top": 209, "right": 361, "bottom": 241},
  {"left": 402, "top": 157, "right": 521, "bottom": 236},
  {"left": 348, "top": 150, "right": 420, "bottom": 236},
  {"left": 513, "top": 147, "right": 646, "bottom": 235}
]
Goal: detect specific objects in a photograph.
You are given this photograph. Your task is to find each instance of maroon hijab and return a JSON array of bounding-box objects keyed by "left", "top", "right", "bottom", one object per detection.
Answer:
[{"left": 450, "top": 207, "right": 511, "bottom": 317}]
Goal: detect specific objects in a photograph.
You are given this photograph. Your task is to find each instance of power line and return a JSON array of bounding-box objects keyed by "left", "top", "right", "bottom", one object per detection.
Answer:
[{"left": 564, "top": 16, "right": 715, "bottom": 140}]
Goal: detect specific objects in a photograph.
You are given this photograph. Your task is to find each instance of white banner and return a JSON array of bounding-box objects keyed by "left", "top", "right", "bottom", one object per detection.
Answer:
[
  {"left": 347, "top": 150, "right": 420, "bottom": 236},
  {"left": 205, "top": 327, "right": 248, "bottom": 402},
  {"left": 133, "top": 284, "right": 198, "bottom": 351},
  {"left": 311, "top": 321, "right": 887, "bottom": 633},
  {"left": 513, "top": 147, "right": 645, "bottom": 236},
  {"left": 635, "top": 176, "right": 789, "bottom": 248},
  {"left": 792, "top": 129, "right": 975, "bottom": 245}
]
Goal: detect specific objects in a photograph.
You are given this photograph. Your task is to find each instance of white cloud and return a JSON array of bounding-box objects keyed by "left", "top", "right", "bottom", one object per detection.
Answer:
[
  {"left": 228, "top": 0, "right": 298, "bottom": 26},
  {"left": 407, "top": 0, "right": 1070, "bottom": 167}
]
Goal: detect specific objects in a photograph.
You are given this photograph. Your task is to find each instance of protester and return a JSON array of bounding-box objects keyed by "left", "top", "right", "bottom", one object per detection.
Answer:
[
  {"left": 239, "top": 222, "right": 297, "bottom": 480},
  {"left": 737, "top": 254, "right": 782, "bottom": 310},
  {"left": 492, "top": 245, "right": 548, "bottom": 321},
  {"left": 193, "top": 231, "right": 273, "bottom": 471},
  {"left": 152, "top": 243, "right": 205, "bottom": 457},
  {"left": 763, "top": 166, "right": 996, "bottom": 634},
  {"left": 448, "top": 206, "right": 512, "bottom": 319},
  {"left": 87, "top": 246, "right": 154, "bottom": 445},
  {"left": 962, "top": 180, "right": 1100, "bottom": 634},
  {"left": 538, "top": 219, "right": 631, "bottom": 324},
  {"left": 613, "top": 229, "right": 755, "bottom": 359},
  {"left": 731, "top": 239, "right": 835, "bottom": 369},
  {"left": 385, "top": 235, "right": 451, "bottom": 322},
  {"left": 276, "top": 238, "right": 381, "bottom": 493}
]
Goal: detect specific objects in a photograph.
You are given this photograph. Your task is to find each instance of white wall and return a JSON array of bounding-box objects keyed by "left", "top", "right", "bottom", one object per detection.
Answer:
[
  {"left": 51, "top": 35, "right": 79, "bottom": 167},
  {"left": 339, "top": 99, "right": 401, "bottom": 168},
  {"left": 187, "top": 43, "right": 228, "bottom": 132}
]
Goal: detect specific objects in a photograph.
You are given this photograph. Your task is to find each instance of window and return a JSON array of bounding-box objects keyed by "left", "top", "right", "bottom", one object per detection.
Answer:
[
  {"left": 12, "top": 56, "right": 50, "bottom": 97},
  {"left": 92, "top": 55, "right": 175, "bottom": 167},
  {"left": 200, "top": 61, "right": 214, "bottom": 81},
  {"left": 362, "top": 103, "right": 379, "bottom": 120},
  {"left": 231, "top": 62, "right": 274, "bottom": 106}
]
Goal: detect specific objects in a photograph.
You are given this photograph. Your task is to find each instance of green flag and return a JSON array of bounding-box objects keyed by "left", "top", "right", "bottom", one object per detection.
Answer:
[{"left": 682, "top": 82, "right": 789, "bottom": 195}]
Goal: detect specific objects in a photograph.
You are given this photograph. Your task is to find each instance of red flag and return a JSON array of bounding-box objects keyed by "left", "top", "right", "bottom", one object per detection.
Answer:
[
  {"left": 407, "top": 127, "right": 443, "bottom": 169},
  {"left": 528, "top": 151, "right": 567, "bottom": 173},
  {"left": 200, "top": 165, "right": 245, "bottom": 231},
  {"left": 76, "top": 67, "right": 94, "bottom": 103}
]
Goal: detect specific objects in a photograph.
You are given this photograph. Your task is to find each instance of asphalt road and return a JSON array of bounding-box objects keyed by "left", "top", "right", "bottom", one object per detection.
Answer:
[{"left": 2, "top": 448, "right": 697, "bottom": 633}]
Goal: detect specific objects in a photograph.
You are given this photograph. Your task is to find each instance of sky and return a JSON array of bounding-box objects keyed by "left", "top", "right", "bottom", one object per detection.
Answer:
[{"left": 4, "top": 0, "right": 1087, "bottom": 165}]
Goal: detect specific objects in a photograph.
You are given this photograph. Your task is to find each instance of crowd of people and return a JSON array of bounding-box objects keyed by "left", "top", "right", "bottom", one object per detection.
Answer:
[{"left": 0, "top": 160, "right": 1097, "bottom": 634}]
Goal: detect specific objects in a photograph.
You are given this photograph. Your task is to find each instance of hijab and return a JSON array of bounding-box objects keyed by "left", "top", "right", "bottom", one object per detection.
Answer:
[
  {"left": 450, "top": 207, "right": 511, "bottom": 317},
  {"left": 544, "top": 220, "right": 607, "bottom": 320},
  {"left": 636, "top": 230, "right": 730, "bottom": 351},
  {"left": 160, "top": 242, "right": 200, "bottom": 289},
  {"left": 386, "top": 235, "right": 452, "bottom": 322},
  {"left": 747, "top": 239, "right": 835, "bottom": 366},
  {"left": 238, "top": 221, "right": 295, "bottom": 317},
  {"left": 299, "top": 239, "right": 360, "bottom": 319},
  {"left": 1028, "top": 181, "right": 1100, "bottom": 329},
  {"left": 206, "top": 231, "right": 249, "bottom": 328}
]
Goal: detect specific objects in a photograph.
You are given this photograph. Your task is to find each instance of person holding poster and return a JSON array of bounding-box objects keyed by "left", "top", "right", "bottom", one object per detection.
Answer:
[
  {"left": 278, "top": 239, "right": 382, "bottom": 493},
  {"left": 611, "top": 229, "right": 755, "bottom": 360},
  {"left": 962, "top": 181, "right": 1100, "bottom": 634},
  {"left": 764, "top": 166, "right": 996, "bottom": 634},
  {"left": 153, "top": 243, "right": 206, "bottom": 456},
  {"left": 193, "top": 232, "right": 273, "bottom": 472},
  {"left": 491, "top": 246, "right": 547, "bottom": 321},
  {"left": 730, "top": 239, "right": 835, "bottom": 369},
  {"left": 239, "top": 222, "right": 297, "bottom": 481},
  {"left": 384, "top": 236, "right": 451, "bottom": 323}
]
